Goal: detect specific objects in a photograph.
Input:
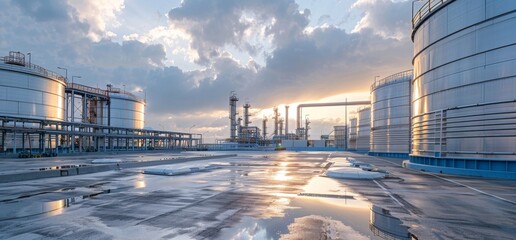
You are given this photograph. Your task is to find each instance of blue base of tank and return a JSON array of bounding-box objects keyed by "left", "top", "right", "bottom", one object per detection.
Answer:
[
  {"left": 406, "top": 156, "right": 516, "bottom": 179},
  {"left": 368, "top": 152, "right": 409, "bottom": 159}
]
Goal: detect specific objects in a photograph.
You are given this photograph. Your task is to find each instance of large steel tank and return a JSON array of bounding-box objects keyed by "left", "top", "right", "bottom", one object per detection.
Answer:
[
  {"left": 0, "top": 52, "right": 65, "bottom": 121},
  {"left": 108, "top": 92, "right": 145, "bottom": 129},
  {"left": 356, "top": 107, "right": 371, "bottom": 152},
  {"left": 409, "top": 0, "right": 516, "bottom": 178},
  {"left": 348, "top": 117, "right": 357, "bottom": 150},
  {"left": 333, "top": 125, "right": 346, "bottom": 148},
  {"left": 369, "top": 70, "right": 412, "bottom": 158}
]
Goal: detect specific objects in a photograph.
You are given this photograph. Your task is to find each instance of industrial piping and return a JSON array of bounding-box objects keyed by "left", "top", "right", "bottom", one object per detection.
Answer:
[{"left": 296, "top": 101, "right": 370, "bottom": 130}]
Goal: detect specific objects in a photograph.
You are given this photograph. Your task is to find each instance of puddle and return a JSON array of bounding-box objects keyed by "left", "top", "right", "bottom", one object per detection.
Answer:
[
  {"left": 217, "top": 176, "right": 381, "bottom": 239},
  {"left": 32, "top": 165, "right": 89, "bottom": 171},
  {"left": 0, "top": 189, "right": 113, "bottom": 221}
]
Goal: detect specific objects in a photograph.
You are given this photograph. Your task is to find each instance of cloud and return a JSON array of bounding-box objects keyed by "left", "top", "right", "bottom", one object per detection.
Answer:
[
  {"left": 0, "top": 0, "right": 414, "bottom": 139},
  {"left": 352, "top": 0, "right": 412, "bottom": 40},
  {"left": 67, "top": 0, "right": 125, "bottom": 41},
  {"left": 167, "top": 0, "right": 311, "bottom": 65}
]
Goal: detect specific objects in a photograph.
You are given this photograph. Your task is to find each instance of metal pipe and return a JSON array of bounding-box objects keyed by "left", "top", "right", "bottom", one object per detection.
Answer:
[{"left": 296, "top": 100, "right": 370, "bottom": 133}]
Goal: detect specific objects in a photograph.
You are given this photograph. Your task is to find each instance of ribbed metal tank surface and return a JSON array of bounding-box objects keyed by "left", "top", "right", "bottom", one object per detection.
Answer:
[
  {"left": 334, "top": 126, "right": 347, "bottom": 148},
  {"left": 410, "top": 0, "right": 516, "bottom": 178},
  {"left": 108, "top": 93, "right": 145, "bottom": 129},
  {"left": 0, "top": 53, "right": 65, "bottom": 121},
  {"left": 348, "top": 117, "right": 357, "bottom": 150},
  {"left": 370, "top": 70, "right": 412, "bottom": 157},
  {"left": 356, "top": 107, "right": 371, "bottom": 152}
]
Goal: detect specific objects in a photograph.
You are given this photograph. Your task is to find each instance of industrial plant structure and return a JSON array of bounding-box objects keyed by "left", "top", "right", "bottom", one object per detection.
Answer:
[
  {"left": 407, "top": 0, "right": 516, "bottom": 178},
  {"left": 369, "top": 70, "right": 412, "bottom": 158},
  {"left": 356, "top": 107, "right": 371, "bottom": 152},
  {"left": 348, "top": 117, "right": 357, "bottom": 150},
  {"left": 0, "top": 51, "right": 199, "bottom": 155}
]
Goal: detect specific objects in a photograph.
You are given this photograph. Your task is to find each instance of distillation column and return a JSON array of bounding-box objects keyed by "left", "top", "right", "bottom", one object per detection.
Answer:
[
  {"left": 273, "top": 107, "right": 279, "bottom": 136},
  {"left": 243, "top": 103, "right": 251, "bottom": 127},
  {"left": 285, "top": 105, "right": 289, "bottom": 137},
  {"left": 229, "top": 93, "right": 239, "bottom": 142}
]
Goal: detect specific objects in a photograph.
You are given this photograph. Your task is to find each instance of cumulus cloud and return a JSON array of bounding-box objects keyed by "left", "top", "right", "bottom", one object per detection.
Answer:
[
  {"left": 67, "top": 0, "right": 125, "bottom": 41},
  {"left": 167, "top": 0, "right": 311, "bottom": 65},
  {"left": 352, "top": 0, "right": 412, "bottom": 40}
]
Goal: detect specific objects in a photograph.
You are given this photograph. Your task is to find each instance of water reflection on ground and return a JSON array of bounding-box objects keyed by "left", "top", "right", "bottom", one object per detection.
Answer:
[
  {"left": 0, "top": 152, "right": 410, "bottom": 239},
  {"left": 218, "top": 175, "right": 381, "bottom": 240}
]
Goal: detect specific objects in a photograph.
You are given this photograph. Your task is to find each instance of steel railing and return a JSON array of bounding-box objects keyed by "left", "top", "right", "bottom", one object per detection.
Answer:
[
  {"left": 0, "top": 56, "right": 66, "bottom": 82},
  {"left": 412, "top": 0, "right": 451, "bottom": 29},
  {"left": 370, "top": 69, "right": 413, "bottom": 92},
  {"left": 67, "top": 83, "right": 108, "bottom": 96}
]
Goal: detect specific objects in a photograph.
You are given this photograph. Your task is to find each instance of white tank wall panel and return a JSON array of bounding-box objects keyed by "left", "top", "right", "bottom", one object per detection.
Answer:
[
  {"left": 370, "top": 72, "right": 411, "bottom": 154},
  {"left": 334, "top": 126, "right": 346, "bottom": 148},
  {"left": 109, "top": 93, "right": 145, "bottom": 129},
  {"left": 348, "top": 118, "right": 357, "bottom": 150},
  {"left": 411, "top": 0, "right": 516, "bottom": 159},
  {"left": 356, "top": 108, "right": 370, "bottom": 151},
  {"left": 0, "top": 65, "right": 65, "bottom": 121}
]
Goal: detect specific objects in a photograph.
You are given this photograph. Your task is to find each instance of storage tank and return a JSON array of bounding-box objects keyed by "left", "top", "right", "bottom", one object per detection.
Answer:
[
  {"left": 0, "top": 51, "right": 65, "bottom": 120},
  {"left": 333, "top": 125, "right": 346, "bottom": 148},
  {"left": 356, "top": 107, "right": 371, "bottom": 152},
  {"left": 108, "top": 87, "right": 145, "bottom": 129},
  {"left": 369, "top": 70, "right": 412, "bottom": 158},
  {"left": 348, "top": 117, "right": 357, "bottom": 150},
  {"left": 409, "top": 0, "right": 516, "bottom": 178}
]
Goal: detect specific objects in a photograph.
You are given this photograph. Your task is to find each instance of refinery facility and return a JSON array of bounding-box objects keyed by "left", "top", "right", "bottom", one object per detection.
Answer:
[
  {"left": 207, "top": 0, "right": 516, "bottom": 179},
  {"left": 0, "top": 52, "right": 200, "bottom": 156},
  {"left": 0, "top": 1, "right": 515, "bottom": 240}
]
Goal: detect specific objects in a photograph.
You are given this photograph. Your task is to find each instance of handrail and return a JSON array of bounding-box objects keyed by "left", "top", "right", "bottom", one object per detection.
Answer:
[
  {"left": 412, "top": 0, "right": 451, "bottom": 30},
  {"left": 67, "top": 83, "right": 145, "bottom": 103},
  {"left": 370, "top": 69, "right": 412, "bottom": 92},
  {"left": 0, "top": 56, "right": 66, "bottom": 83},
  {"left": 67, "top": 83, "right": 108, "bottom": 96}
]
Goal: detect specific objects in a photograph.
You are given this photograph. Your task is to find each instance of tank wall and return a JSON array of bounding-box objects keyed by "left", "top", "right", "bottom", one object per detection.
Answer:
[
  {"left": 334, "top": 126, "right": 346, "bottom": 148},
  {"left": 370, "top": 75, "right": 411, "bottom": 154},
  {"left": 356, "top": 108, "right": 371, "bottom": 151},
  {"left": 412, "top": 0, "right": 516, "bottom": 160},
  {"left": 348, "top": 118, "right": 357, "bottom": 150},
  {"left": 0, "top": 65, "right": 65, "bottom": 121},
  {"left": 109, "top": 94, "right": 145, "bottom": 129}
]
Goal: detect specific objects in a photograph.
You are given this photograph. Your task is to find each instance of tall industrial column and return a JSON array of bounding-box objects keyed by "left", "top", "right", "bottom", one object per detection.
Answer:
[
  {"left": 285, "top": 105, "right": 289, "bottom": 137},
  {"left": 262, "top": 117, "right": 268, "bottom": 141},
  {"left": 273, "top": 107, "right": 279, "bottom": 136},
  {"left": 229, "top": 92, "right": 239, "bottom": 142},
  {"left": 279, "top": 118, "right": 284, "bottom": 136},
  {"left": 305, "top": 116, "right": 310, "bottom": 140},
  {"left": 243, "top": 103, "right": 251, "bottom": 127}
]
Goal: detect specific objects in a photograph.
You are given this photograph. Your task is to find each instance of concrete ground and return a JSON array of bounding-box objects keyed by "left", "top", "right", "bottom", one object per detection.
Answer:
[
  {"left": 0, "top": 151, "right": 514, "bottom": 239},
  {"left": 335, "top": 152, "right": 516, "bottom": 239}
]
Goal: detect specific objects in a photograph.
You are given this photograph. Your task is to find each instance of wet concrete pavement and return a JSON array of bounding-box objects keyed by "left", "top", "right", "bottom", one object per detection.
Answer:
[
  {"left": 334, "top": 152, "right": 516, "bottom": 240},
  {"left": 0, "top": 151, "right": 515, "bottom": 239}
]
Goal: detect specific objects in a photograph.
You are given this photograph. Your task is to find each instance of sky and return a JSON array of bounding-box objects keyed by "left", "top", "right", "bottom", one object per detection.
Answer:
[{"left": 0, "top": 0, "right": 415, "bottom": 143}]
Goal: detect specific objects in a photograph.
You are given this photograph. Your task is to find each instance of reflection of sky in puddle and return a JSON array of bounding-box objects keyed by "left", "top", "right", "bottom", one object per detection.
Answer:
[
  {"left": 0, "top": 197, "right": 83, "bottom": 220},
  {"left": 218, "top": 196, "right": 380, "bottom": 240},
  {"left": 274, "top": 170, "right": 293, "bottom": 181},
  {"left": 134, "top": 174, "right": 146, "bottom": 189},
  {"left": 218, "top": 175, "right": 380, "bottom": 240}
]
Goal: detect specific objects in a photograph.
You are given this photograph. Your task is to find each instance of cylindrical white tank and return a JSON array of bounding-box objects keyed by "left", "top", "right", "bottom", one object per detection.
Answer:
[
  {"left": 356, "top": 107, "right": 371, "bottom": 152},
  {"left": 333, "top": 125, "right": 346, "bottom": 148},
  {"left": 370, "top": 70, "right": 412, "bottom": 158},
  {"left": 409, "top": 0, "right": 516, "bottom": 178},
  {"left": 348, "top": 117, "right": 357, "bottom": 150},
  {"left": 109, "top": 92, "right": 145, "bottom": 129},
  {"left": 0, "top": 52, "right": 65, "bottom": 121}
]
